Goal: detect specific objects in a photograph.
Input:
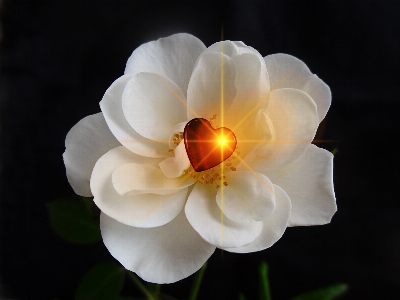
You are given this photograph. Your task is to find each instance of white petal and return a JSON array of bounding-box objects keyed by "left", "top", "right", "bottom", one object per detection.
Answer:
[
  {"left": 187, "top": 52, "right": 236, "bottom": 120},
  {"left": 100, "top": 210, "right": 215, "bottom": 283},
  {"left": 264, "top": 53, "right": 331, "bottom": 122},
  {"left": 168, "top": 121, "right": 187, "bottom": 149},
  {"left": 63, "top": 113, "right": 121, "bottom": 197},
  {"left": 251, "top": 88, "right": 319, "bottom": 169},
  {"left": 125, "top": 33, "right": 206, "bottom": 98},
  {"left": 223, "top": 184, "right": 291, "bottom": 253},
  {"left": 185, "top": 183, "right": 263, "bottom": 248},
  {"left": 302, "top": 75, "right": 331, "bottom": 122},
  {"left": 253, "top": 144, "right": 336, "bottom": 226},
  {"left": 216, "top": 171, "right": 275, "bottom": 224},
  {"left": 231, "top": 53, "right": 270, "bottom": 109},
  {"left": 91, "top": 146, "right": 188, "bottom": 227},
  {"left": 112, "top": 162, "right": 195, "bottom": 196},
  {"left": 224, "top": 52, "right": 270, "bottom": 156},
  {"left": 264, "top": 53, "right": 311, "bottom": 90},
  {"left": 100, "top": 74, "right": 171, "bottom": 158},
  {"left": 204, "top": 40, "right": 263, "bottom": 62},
  {"left": 122, "top": 72, "right": 187, "bottom": 143},
  {"left": 159, "top": 141, "right": 191, "bottom": 178}
]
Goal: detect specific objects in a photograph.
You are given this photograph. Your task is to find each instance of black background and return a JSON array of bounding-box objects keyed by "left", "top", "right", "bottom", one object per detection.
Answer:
[{"left": 1, "top": 1, "right": 399, "bottom": 299}]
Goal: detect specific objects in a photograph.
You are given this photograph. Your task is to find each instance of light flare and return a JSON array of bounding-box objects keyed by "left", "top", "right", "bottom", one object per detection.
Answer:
[{"left": 137, "top": 38, "right": 322, "bottom": 245}]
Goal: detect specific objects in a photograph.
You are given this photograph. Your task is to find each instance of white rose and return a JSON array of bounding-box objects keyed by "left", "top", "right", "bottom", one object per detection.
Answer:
[{"left": 63, "top": 33, "right": 336, "bottom": 284}]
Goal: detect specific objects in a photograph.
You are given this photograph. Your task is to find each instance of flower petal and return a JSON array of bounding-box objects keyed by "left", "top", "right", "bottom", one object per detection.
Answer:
[
  {"left": 168, "top": 121, "right": 187, "bottom": 149},
  {"left": 185, "top": 183, "right": 263, "bottom": 248},
  {"left": 216, "top": 171, "right": 276, "bottom": 224},
  {"left": 112, "top": 162, "right": 194, "bottom": 196},
  {"left": 251, "top": 88, "right": 318, "bottom": 169},
  {"left": 264, "top": 53, "right": 311, "bottom": 90},
  {"left": 91, "top": 146, "right": 188, "bottom": 227},
  {"left": 63, "top": 113, "right": 121, "bottom": 197},
  {"left": 253, "top": 144, "right": 336, "bottom": 226},
  {"left": 204, "top": 40, "right": 263, "bottom": 62},
  {"left": 125, "top": 33, "right": 206, "bottom": 98},
  {"left": 224, "top": 52, "right": 270, "bottom": 156},
  {"left": 223, "top": 184, "right": 291, "bottom": 253},
  {"left": 100, "top": 74, "right": 171, "bottom": 158},
  {"left": 264, "top": 53, "right": 331, "bottom": 122},
  {"left": 122, "top": 72, "right": 187, "bottom": 143},
  {"left": 159, "top": 141, "right": 191, "bottom": 178},
  {"left": 302, "top": 74, "right": 331, "bottom": 122},
  {"left": 100, "top": 210, "right": 215, "bottom": 283},
  {"left": 231, "top": 53, "right": 270, "bottom": 110},
  {"left": 187, "top": 52, "right": 236, "bottom": 120}
]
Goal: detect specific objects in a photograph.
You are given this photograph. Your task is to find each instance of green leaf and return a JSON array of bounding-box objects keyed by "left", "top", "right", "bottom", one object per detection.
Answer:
[
  {"left": 47, "top": 197, "right": 101, "bottom": 244},
  {"left": 146, "top": 282, "right": 161, "bottom": 294},
  {"left": 259, "top": 261, "right": 272, "bottom": 300},
  {"left": 238, "top": 292, "right": 246, "bottom": 300},
  {"left": 188, "top": 262, "right": 207, "bottom": 300},
  {"left": 82, "top": 196, "right": 94, "bottom": 213},
  {"left": 126, "top": 271, "right": 158, "bottom": 300},
  {"left": 75, "top": 262, "right": 125, "bottom": 300},
  {"left": 290, "top": 283, "right": 348, "bottom": 300}
]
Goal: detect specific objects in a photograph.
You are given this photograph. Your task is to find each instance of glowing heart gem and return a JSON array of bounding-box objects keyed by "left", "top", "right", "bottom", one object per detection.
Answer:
[{"left": 183, "top": 118, "right": 237, "bottom": 172}]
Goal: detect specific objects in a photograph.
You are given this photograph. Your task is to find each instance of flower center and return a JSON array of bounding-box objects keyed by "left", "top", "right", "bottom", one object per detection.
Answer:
[
  {"left": 183, "top": 117, "right": 237, "bottom": 172},
  {"left": 183, "top": 147, "right": 240, "bottom": 188},
  {"left": 168, "top": 115, "right": 241, "bottom": 188},
  {"left": 168, "top": 114, "right": 241, "bottom": 189}
]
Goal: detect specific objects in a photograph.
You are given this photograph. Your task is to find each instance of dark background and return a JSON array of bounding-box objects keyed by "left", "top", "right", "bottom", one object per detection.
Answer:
[{"left": 1, "top": 1, "right": 399, "bottom": 299}]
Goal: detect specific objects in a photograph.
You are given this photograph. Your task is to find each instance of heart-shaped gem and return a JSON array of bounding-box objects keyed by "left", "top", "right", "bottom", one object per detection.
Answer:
[{"left": 183, "top": 118, "right": 237, "bottom": 172}]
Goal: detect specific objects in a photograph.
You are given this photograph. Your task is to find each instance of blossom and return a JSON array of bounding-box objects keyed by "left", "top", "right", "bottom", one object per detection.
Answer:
[{"left": 63, "top": 33, "right": 336, "bottom": 284}]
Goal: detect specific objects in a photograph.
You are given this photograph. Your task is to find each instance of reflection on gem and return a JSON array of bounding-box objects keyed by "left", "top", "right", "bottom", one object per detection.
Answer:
[{"left": 183, "top": 118, "right": 237, "bottom": 172}]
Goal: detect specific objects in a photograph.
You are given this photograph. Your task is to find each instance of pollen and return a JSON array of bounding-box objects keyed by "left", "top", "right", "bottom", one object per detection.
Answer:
[
  {"left": 169, "top": 113, "right": 240, "bottom": 186},
  {"left": 183, "top": 147, "right": 241, "bottom": 189},
  {"left": 173, "top": 132, "right": 183, "bottom": 146}
]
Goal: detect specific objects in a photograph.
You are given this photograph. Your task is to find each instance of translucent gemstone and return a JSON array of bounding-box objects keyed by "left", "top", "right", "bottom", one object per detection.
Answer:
[{"left": 183, "top": 118, "right": 237, "bottom": 172}]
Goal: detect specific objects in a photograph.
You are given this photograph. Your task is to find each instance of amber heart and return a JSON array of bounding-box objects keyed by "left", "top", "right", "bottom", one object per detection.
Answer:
[{"left": 183, "top": 118, "right": 237, "bottom": 172}]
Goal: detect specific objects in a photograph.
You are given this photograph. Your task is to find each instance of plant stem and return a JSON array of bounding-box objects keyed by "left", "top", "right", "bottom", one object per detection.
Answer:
[
  {"left": 126, "top": 270, "right": 156, "bottom": 300},
  {"left": 259, "top": 261, "right": 272, "bottom": 300},
  {"left": 188, "top": 262, "right": 208, "bottom": 300}
]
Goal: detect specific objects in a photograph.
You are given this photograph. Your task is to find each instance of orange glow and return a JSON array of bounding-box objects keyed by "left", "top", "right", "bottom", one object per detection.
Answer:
[{"left": 183, "top": 118, "right": 237, "bottom": 172}]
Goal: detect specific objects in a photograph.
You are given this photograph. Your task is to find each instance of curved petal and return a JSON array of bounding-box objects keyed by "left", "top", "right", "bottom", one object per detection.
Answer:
[
  {"left": 253, "top": 144, "right": 336, "bottom": 226},
  {"left": 224, "top": 52, "right": 270, "bottom": 156},
  {"left": 125, "top": 33, "right": 206, "bottom": 98},
  {"left": 91, "top": 146, "right": 188, "bottom": 227},
  {"left": 230, "top": 53, "right": 270, "bottom": 111},
  {"left": 264, "top": 53, "right": 311, "bottom": 90},
  {"left": 249, "top": 88, "right": 318, "bottom": 170},
  {"left": 101, "top": 210, "right": 215, "bottom": 283},
  {"left": 187, "top": 52, "right": 236, "bottom": 120},
  {"left": 302, "top": 74, "right": 331, "bottom": 122},
  {"left": 264, "top": 53, "right": 331, "bottom": 122},
  {"left": 204, "top": 40, "right": 264, "bottom": 63},
  {"left": 63, "top": 113, "right": 121, "bottom": 197},
  {"left": 223, "top": 184, "right": 291, "bottom": 253},
  {"left": 216, "top": 171, "right": 276, "bottom": 224},
  {"left": 185, "top": 183, "right": 263, "bottom": 248},
  {"left": 159, "top": 141, "right": 191, "bottom": 178},
  {"left": 112, "top": 163, "right": 194, "bottom": 196},
  {"left": 122, "top": 72, "right": 187, "bottom": 143},
  {"left": 168, "top": 121, "right": 187, "bottom": 149},
  {"left": 100, "top": 74, "right": 171, "bottom": 158}
]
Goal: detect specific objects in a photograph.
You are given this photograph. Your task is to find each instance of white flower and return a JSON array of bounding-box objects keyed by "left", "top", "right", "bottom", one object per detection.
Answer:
[{"left": 63, "top": 33, "right": 336, "bottom": 284}]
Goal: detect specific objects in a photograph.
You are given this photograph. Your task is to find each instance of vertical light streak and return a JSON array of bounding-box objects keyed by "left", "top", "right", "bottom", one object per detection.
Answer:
[
  {"left": 220, "top": 25, "right": 225, "bottom": 129},
  {"left": 219, "top": 24, "right": 225, "bottom": 247}
]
